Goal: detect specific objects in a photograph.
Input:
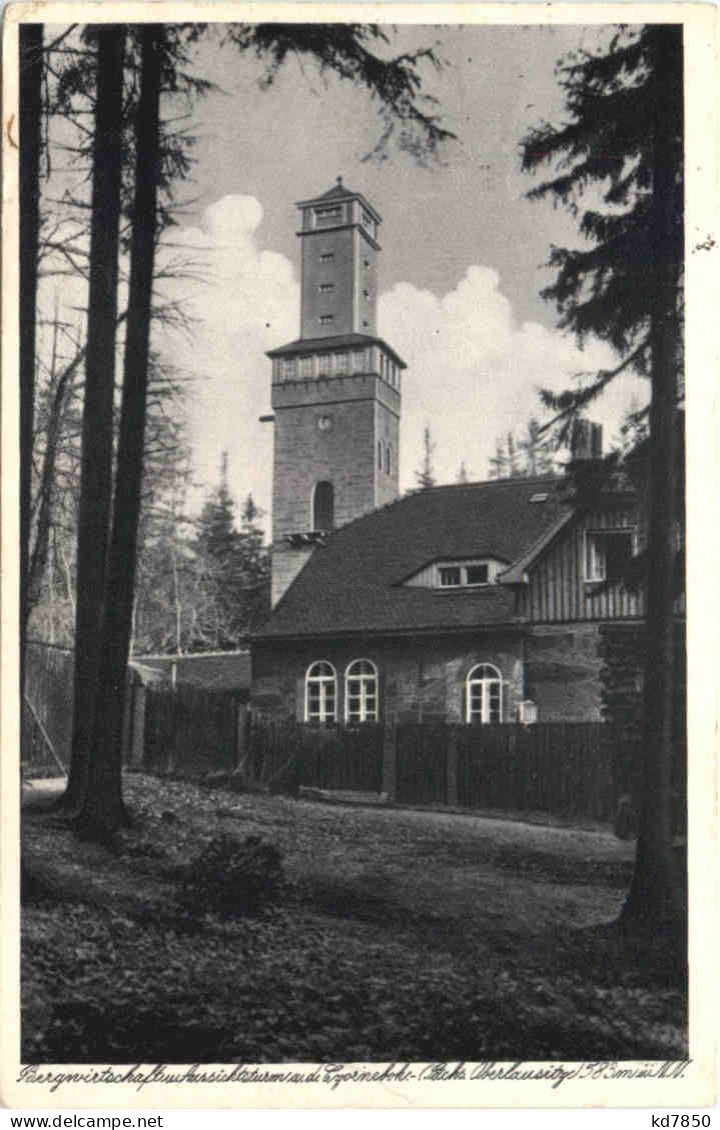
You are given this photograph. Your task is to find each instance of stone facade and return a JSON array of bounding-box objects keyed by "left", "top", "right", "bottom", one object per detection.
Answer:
[{"left": 252, "top": 627, "right": 606, "bottom": 725}]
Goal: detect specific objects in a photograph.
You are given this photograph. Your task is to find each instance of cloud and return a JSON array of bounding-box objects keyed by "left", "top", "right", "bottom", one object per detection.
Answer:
[
  {"left": 379, "top": 266, "right": 648, "bottom": 486},
  {"left": 155, "top": 195, "right": 299, "bottom": 518},
  {"left": 156, "top": 195, "right": 649, "bottom": 526}
]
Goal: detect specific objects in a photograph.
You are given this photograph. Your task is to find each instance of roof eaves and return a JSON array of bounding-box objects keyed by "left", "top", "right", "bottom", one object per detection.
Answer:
[{"left": 498, "top": 509, "right": 576, "bottom": 585}]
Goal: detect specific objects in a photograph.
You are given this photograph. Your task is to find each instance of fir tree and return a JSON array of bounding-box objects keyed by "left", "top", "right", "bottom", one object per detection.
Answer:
[
  {"left": 414, "top": 425, "right": 437, "bottom": 489},
  {"left": 521, "top": 26, "right": 684, "bottom": 935}
]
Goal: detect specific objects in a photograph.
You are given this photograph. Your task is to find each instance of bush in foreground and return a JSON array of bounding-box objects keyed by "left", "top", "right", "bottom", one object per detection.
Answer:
[{"left": 178, "top": 833, "right": 284, "bottom": 917}]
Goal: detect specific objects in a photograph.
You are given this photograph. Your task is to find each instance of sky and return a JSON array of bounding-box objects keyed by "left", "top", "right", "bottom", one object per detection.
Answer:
[{"left": 43, "top": 21, "right": 650, "bottom": 524}]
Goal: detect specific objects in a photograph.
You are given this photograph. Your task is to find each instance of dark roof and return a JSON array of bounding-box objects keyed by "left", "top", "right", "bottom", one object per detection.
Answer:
[
  {"left": 267, "top": 332, "right": 407, "bottom": 369},
  {"left": 260, "top": 477, "right": 567, "bottom": 639},
  {"left": 295, "top": 179, "right": 382, "bottom": 224},
  {"left": 131, "top": 651, "right": 251, "bottom": 692},
  {"left": 317, "top": 181, "right": 356, "bottom": 201}
]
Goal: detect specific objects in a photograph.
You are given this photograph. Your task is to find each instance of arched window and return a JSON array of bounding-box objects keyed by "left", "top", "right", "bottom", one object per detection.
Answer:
[
  {"left": 345, "top": 660, "right": 378, "bottom": 723},
  {"left": 313, "top": 481, "right": 334, "bottom": 531},
  {"left": 466, "top": 663, "right": 503, "bottom": 724},
  {"left": 305, "top": 661, "right": 337, "bottom": 723},
  {"left": 377, "top": 441, "right": 383, "bottom": 471},
  {"left": 385, "top": 444, "right": 392, "bottom": 475}
]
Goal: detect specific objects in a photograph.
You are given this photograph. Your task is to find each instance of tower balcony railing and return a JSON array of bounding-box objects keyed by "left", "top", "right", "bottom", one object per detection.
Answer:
[{"left": 272, "top": 346, "right": 401, "bottom": 391}]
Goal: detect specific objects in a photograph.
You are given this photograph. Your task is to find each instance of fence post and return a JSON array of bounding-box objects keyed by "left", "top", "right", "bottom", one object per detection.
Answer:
[
  {"left": 235, "top": 702, "right": 249, "bottom": 770},
  {"left": 130, "top": 683, "right": 146, "bottom": 770},
  {"left": 446, "top": 725, "right": 459, "bottom": 806},
  {"left": 382, "top": 721, "right": 397, "bottom": 800}
]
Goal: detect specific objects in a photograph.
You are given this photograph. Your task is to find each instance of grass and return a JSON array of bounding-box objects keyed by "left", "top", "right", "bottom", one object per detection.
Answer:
[{"left": 22, "top": 773, "right": 687, "bottom": 1064}]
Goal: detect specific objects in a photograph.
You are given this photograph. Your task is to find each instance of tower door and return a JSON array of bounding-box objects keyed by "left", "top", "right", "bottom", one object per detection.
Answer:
[{"left": 313, "top": 481, "right": 334, "bottom": 532}]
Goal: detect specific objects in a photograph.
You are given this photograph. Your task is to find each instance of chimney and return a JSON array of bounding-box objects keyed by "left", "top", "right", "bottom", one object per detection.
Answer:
[{"left": 570, "top": 419, "right": 603, "bottom": 461}]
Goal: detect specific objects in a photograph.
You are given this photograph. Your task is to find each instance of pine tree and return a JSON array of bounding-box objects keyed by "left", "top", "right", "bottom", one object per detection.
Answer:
[
  {"left": 414, "top": 425, "right": 437, "bottom": 489},
  {"left": 518, "top": 416, "right": 553, "bottom": 476},
  {"left": 488, "top": 441, "right": 507, "bottom": 480},
  {"left": 505, "top": 432, "right": 519, "bottom": 477},
  {"left": 521, "top": 26, "right": 684, "bottom": 935}
]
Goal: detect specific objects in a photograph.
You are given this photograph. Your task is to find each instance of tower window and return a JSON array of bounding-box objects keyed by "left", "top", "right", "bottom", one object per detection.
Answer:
[
  {"left": 363, "top": 288, "right": 370, "bottom": 299},
  {"left": 377, "top": 441, "right": 383, "bottom": 471},
  {"left": 281, "top": 357, "right": 296, "bottom": 380},
  {"left": 319, "top": 314, "right": 334, "bottom": 325},
  {"left": 313, "top": 481, "right": 334, "bottom": 532},
  {"left": 300, "top": 356, "right": 314, "bottom": 378},
  {"left": 385, "top": 444, "right": 392, "bottom": 475},
  {"left": 362, "top": 319, "right": 369, "bottom": 328},
  {"left": 333, "top": 352, "right": 348, "bottom": 374},
  {"left": 319, "top": 252, "right": 335, "bottom": 263},
  {"left": 363, "top": 259, "right": 370, "bottom": 269},
  {"left": 319, "top": 283, "right": 335, "bottom": 294},
  {"left": 314, "top": 205, "right": 342, "bottom": 227}
]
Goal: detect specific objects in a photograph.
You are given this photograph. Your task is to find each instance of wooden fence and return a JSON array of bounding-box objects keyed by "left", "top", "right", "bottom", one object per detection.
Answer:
[
  {"left": 23, "top": 642, "right": 75, "bottom": 775},
  {"left": 22, "top": 645, "right": 643, "bottom": 823},
  {"left": 246, "top": 717, "right": 384, "bottom": 792},
  {"left": 144, "top": 684, "right": 246, "bottom": 777}
]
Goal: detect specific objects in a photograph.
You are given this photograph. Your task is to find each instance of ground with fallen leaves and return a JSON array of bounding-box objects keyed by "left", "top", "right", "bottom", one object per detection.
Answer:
[{"left": 22, "top": 774, "right": 687, "bottom": 1063}]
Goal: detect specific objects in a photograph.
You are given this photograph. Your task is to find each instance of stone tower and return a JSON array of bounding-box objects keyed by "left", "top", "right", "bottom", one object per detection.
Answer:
[{"left": 267, "top": 179, "right": 406, "bottom": 606}]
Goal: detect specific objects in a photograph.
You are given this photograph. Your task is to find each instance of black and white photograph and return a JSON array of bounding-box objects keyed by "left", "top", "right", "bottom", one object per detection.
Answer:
[{"left": 2, "top": 2, "right": 717, "bottom": 1111}]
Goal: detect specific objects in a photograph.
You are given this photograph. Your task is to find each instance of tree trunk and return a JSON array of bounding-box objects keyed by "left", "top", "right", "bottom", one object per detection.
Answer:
[
  {"left": 621, "top": 25, "right": 684, "bottom": 937},
  {"left": 63, "top": 26, "right": 127, "bottom": 814},
  {"left": 75, "top": 25, "right": 163, "bottom": 841},
  {"left": 20, "top": 24, "right": 43, "bottom": 728}
]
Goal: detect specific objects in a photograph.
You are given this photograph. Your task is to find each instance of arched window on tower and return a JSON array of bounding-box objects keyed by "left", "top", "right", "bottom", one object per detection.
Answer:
[{"left": 313, "top": 481, "right": 334, "bottom": 532}]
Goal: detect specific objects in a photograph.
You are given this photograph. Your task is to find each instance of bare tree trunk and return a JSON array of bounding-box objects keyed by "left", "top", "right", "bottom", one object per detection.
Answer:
[
  {"left": 63, "top": 26, "right": 127, "bottom": 814},
  {"left": 622, "top": 25, "right": 684, "bottom": 938},
  {"left": 27, "top": 301, "right": 70, "bottom": 617},
  {"left": 20, "top": 24, "right": 43, "bottom": 721},
  {"left": 76, "top": 25, "right": 163, "bottom": 840}
]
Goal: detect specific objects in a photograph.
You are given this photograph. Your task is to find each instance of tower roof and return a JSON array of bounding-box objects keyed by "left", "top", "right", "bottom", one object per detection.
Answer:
[{"left": 295, "top": 177, "right": 382, "bottom": 225}]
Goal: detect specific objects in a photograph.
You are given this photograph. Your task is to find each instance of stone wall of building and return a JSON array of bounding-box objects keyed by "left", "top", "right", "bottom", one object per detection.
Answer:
[
  {"left": 252, "top": 628, "right": 608, "bottom": 725},
  {"left": 525, "top": 623, "right": 604, "bottom": 722}
]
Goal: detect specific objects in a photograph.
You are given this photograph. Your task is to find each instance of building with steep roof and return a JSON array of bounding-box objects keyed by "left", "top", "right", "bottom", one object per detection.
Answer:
[{"left": 254, "top": 183, "right": 644, "bottom": 726}]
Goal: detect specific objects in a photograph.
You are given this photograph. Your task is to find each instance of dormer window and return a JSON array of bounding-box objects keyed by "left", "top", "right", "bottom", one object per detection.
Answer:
[
  {"left": 436, "top": 560, "right": 500, "bottom": 588},
  {"left": 439, "top": 565, "right": 461, "bottom": 587}
]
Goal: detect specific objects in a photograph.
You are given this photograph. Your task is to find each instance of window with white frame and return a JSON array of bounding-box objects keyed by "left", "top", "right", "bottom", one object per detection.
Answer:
[
  {"left": 345, "top": 660, "right": 378, "bottom": 722},
  {"left": 305, "top": 661, "right": 337, "bottom": 723},
  {"left": 466, "top": 664, "right": 503, "bottom": 724},
  {"left": 300, "top": 355, "right": 314, "bottom": 378},
  {"left": 437, "top": 560, "right": 496, "bottom": 587},
  {"left": 584, "top": 528, "right": 636, "bottom": 583},
  {"left": 281, "top": 357, "right": 296, "bottom": 380}
]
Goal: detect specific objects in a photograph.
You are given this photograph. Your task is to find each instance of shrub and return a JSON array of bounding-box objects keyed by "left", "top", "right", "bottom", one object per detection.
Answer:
[{"left": 178, "top": 833, "right": 284, "bottom": 917}]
